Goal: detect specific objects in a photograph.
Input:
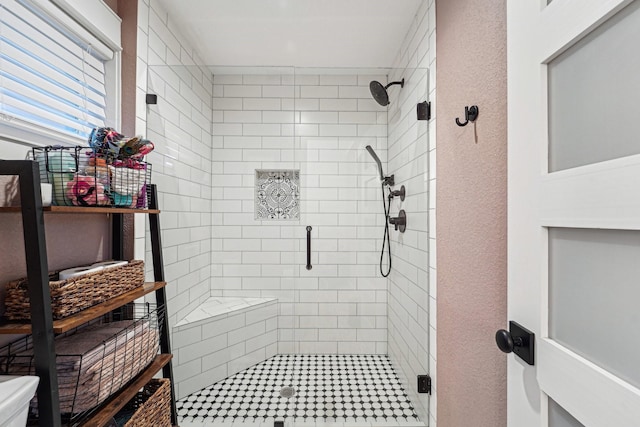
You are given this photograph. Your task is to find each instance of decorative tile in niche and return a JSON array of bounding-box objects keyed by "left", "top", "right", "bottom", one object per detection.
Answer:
[{"left": 255, "top": 169, "right": 300, "bottom": 220}]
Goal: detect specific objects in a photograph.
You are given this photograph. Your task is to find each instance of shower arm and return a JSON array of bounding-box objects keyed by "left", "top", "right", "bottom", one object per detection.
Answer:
[{"left": 384, "top": 79, "right": 404, "bottom": 90}]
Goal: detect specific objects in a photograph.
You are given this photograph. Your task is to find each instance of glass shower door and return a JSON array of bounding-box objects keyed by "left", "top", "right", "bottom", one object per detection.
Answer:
[
  {"left": 289, "top": 65, "right": 431, "bottom": 426},
  {"left": 148, "top": 62, "right": 432, "bottom": 427},
  {"left": 147, "top": 64, "right": 299, "bottom": 425}
]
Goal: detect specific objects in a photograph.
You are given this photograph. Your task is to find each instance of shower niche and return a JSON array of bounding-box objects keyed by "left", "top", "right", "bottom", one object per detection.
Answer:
[
  {"left": 147, "top": 64, "right": 431, "bottom": 426},
  {"left": 255, "top": 169, "right": 300, "bottom": 220}
]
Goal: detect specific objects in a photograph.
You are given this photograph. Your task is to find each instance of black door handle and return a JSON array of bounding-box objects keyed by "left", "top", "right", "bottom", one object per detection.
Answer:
[
  {"left": 496, "top": 329, "right": 519, "bottom": 353},
  {"left": 306, "top": 226, "right": 312, "bottom": 270},
  {"left": 495, "top": 321, "right": 535, "bottom": 365}
]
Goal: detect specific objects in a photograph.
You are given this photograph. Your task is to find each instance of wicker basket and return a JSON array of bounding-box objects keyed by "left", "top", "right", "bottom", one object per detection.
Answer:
[
  {"left": 4, "top": 260, "right": 145, "bottom": 320},
  {"left": 115, "top": 378, "right": 171, "bottom": 427}
]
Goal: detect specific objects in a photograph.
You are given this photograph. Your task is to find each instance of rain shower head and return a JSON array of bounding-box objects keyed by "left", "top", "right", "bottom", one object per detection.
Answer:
[
  {"left": 369, "top": 78, "right": 405, "bottom": 106},
  {"left": 366, "top": 145, "right": 384, "bottom": 181}
]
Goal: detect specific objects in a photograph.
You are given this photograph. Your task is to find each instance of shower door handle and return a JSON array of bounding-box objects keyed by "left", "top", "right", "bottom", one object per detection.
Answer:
[{"left": 306, "top": 226, "right": 312, "bottom": 270}]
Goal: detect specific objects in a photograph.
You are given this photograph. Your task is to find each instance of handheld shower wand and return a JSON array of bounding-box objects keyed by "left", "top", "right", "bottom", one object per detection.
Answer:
[
  {"left": 366, "top": 145, "right": 394, "bottom": 187},
  {"left": 365, "top": 145, "right": 392, "bottom": 277},
  {"left": 366, "top": 145, "right": 383, "bottom": 181}
]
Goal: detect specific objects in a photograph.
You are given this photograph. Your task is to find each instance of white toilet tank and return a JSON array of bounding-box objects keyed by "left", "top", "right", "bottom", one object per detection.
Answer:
[{"left": 0, "top": 376, "right": 39, "bottom": 427}]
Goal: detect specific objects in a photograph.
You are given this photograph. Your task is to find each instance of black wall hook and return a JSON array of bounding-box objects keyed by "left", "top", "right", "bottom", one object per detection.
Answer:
[{"left": 455, "top": 105, "right": 479, "bottom": 126}]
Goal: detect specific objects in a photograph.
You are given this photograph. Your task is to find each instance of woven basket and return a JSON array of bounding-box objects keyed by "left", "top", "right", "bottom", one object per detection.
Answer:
[
  {"left": 117, "top": 378, "right": 171, "bottom": 427},
  {"left": 4, "top": 260, "right": 144, "bottom": 320}
]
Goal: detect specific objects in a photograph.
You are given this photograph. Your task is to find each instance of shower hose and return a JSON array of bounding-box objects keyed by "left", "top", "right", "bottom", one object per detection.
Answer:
[{"left": 379, "top": 183, "right": 392, "bottom": 277}]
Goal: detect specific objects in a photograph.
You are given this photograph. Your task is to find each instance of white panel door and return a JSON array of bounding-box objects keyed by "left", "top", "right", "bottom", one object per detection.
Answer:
[{"left": 507, "top": 1, "right": 640, "bottom": 426}]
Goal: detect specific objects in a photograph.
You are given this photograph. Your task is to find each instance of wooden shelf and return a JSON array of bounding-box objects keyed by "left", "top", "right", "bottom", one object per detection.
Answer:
[
  {"left": 0, "top": 206, "right": 160, "bottom": 214},
  {"left": 81, "top": 354, "right": 173, "bottom": 427},
  {"left": 0, "top": 282, "right": 166, "bottom": 334}
]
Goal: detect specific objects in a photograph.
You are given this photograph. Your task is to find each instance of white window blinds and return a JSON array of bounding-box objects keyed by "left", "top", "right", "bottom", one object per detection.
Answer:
[{"left": 0, "top": 0, "right": 109, "bottom": 141}]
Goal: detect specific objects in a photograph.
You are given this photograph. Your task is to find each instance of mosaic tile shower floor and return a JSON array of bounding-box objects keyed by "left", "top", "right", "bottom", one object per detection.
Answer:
[{"left": 177, "top": 354, "right": 425, "bottom": 427}]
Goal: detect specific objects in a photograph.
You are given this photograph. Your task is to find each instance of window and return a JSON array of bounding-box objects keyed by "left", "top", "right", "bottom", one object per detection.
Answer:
[{"left": 0, "top": 0, "right": 120, "bottom": 146}]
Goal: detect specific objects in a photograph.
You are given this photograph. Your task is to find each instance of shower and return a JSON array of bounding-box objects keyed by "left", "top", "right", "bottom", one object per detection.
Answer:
[
  {"left": 369, "top": 78, "right": 404, "bottom": 106},
  {"left": 167, "top": 65, "right": 427, "bottom": 427}
]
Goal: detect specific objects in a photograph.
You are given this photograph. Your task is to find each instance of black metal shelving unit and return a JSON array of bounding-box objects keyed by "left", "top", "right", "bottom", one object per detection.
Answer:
[{"left": 0, "top": 160, "right": 177, "bottom": 427}]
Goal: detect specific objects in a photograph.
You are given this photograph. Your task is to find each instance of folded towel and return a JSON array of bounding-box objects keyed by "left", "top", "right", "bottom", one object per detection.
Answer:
[
  {"left": 90, "top": 260, "right": 128, "bottom": 270},
  {"left": 58, "top": 265, "right": 104, "bottom": 280},
  {"left": 109, "top": 165, "right": 146, "bottom": 196},
  {"left": 8, "top": 319, "right": 159, "bottom": 414},
  {"left": 52, "top": 174, "right": 74, "bottom": 206},
  {"left": 65, "top": 175, "right": 110, "bottom": 206},
  {"left": 45, "top": 151, "right": 77, "bottom": 173}
]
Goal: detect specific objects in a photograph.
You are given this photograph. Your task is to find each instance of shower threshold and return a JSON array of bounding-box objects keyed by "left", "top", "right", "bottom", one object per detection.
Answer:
[{"left": 177, "top": 354, "right": 426, "bottom": 427}]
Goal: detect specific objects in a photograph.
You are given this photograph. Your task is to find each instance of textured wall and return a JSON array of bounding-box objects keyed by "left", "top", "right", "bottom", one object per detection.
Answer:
[
  {"left": 435, "top": 0, "right": 507, "bottom": 426},
  {"left": 386, "top": 0, "right": 436, "bottom": 424},
  {"left": 116, "top": 0, "right": 138, "bottom": 137},
  {"left": 211, "top": 72, "right": 389, "bottom": 354}
]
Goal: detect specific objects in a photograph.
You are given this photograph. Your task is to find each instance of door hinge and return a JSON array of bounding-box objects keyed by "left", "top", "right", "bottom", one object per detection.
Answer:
[
  {"left": 417, "top": 374, "right": 431, "bottom": 394},
  {"left": 417, "top": 101, "right": 431, "bottom": 120}
]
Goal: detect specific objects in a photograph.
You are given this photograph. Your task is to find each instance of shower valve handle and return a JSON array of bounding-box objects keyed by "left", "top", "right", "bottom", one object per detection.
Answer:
[
  {"left": 388, "top": 210, "right": 407, "bottom": 233},
  {"left": 389, "top": 185, "right": 405, "bottom": 201}
]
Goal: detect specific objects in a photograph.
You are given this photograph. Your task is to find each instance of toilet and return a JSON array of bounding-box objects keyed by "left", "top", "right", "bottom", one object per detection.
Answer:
[{"left": 0, "top": 376, "right": 39, "bottom": 427}]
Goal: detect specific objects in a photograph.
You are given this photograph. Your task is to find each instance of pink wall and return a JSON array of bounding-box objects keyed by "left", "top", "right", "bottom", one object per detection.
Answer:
[
  {"left": 435, "top": 0, "right": 507, "bottom": 426},
  {"left": 0, "top": 210, "right": 110, "bottom": 347}
]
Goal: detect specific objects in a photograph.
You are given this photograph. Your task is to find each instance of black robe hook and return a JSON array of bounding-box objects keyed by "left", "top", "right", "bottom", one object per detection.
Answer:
[{"left": 455, "top": 105, "right": 479, "bottom": 126}]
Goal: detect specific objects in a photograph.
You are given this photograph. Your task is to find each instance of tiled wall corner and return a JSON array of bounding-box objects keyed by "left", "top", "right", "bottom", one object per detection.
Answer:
[
  {"left": 387, "top": 0, "right": 436, "bottom": 425},
  {"left": 134, "top": 0, "right": 150, "bottom": 273},
  {"left": 138, "top": 0, "right": 213, "bottom": 333}
]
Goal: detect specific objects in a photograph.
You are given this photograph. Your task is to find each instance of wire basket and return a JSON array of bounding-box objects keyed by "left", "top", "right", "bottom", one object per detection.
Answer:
[
  {"left": 0, "top": 303, "right": 163, "bottom": 426},
  {"left": 32, "top": 146, "right": 152, "bottom": 208}
]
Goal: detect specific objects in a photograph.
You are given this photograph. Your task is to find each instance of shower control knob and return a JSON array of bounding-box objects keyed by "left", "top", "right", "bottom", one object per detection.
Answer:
[
  {"left": 388, "top": 210, "right": 407, "bottom": 233},
  {"left": 389, "top": 185, "right": 405, "bottom": 201}
]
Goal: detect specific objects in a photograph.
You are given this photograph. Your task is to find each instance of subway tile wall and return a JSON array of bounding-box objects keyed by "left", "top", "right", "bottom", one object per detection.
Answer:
[
  {"left": 387, "top": 0, "right": 436, "bottom": 425},
  {"left": 137, "top": 0, "right": 214, "bottom": 339},
  {"left": 172, "top": 299, "right": 278, "bottom": 398},
  {"left": 211, "top": 71, "right": 390, "bottom": 355}
]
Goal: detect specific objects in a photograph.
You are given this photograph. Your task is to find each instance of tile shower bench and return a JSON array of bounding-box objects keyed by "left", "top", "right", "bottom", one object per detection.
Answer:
[{"left": 172, "top": 297, "right": 278, "bottom": 399}]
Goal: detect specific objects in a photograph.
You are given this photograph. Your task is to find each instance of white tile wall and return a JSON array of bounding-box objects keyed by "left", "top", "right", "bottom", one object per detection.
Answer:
[
  {"left": 211, "top": 71, "right": 389, "bottom": 355},
  {"left": 138, "top": 0, "right": 213, "bottom": 342},
  {"left": 172, "top": 298, "right": 278, "bottom": 398},
  {"left": 386, "top": 0, "right": 436, "bottom": 425}
]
